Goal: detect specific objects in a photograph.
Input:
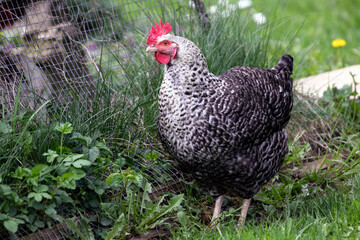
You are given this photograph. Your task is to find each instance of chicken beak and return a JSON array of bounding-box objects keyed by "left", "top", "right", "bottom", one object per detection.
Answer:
[{"left": 146, "top": 46, "right": 158, "bottom": 53}]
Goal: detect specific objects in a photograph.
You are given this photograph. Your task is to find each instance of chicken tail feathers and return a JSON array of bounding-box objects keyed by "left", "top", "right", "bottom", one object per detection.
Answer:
[{"left": 273, "top": 54, "right": 293, "bottom": 76}]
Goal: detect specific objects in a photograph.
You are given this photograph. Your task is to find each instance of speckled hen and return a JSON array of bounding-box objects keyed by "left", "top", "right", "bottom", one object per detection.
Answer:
[{"left": 146, "top": 20, "right": 293, "bottom": 227}]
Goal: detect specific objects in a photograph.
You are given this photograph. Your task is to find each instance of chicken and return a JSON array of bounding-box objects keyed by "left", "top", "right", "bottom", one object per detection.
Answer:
[{"left": 146, "top": 20, "right": 293, "bottom": 227}]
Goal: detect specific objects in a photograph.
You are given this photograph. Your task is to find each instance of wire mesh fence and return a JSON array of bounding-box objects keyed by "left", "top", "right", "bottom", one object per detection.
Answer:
[
  {"left": 0, "top": 0, "right": 198, "bottom": 239},
  {"left": 0, "top": 0, "right": 190, "bottom": 116}
]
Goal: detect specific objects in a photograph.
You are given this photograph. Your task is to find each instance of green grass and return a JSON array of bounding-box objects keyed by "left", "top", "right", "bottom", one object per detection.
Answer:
[
  {"left": 253, "top": 0, "right": 360, "bottom": 77},
  {"left": 203, "top": 0, "right": 360, "bottom": 78},
  {"left": 172, "top": 174, "right": 360, "bottom": 239},
  {"left": 113, "top": 0, "right": 360, "bottom": 78},
  {"left": 115, "top": 0, "right": 360, "bottom": 77},
  {"left": 115, "top": 0, "right": 182, "bottom": 23}
]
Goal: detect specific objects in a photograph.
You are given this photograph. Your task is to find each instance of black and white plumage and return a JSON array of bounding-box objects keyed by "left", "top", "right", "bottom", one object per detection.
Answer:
[{"left": 146, "top": 21, "right": 293, "bottom": 227}]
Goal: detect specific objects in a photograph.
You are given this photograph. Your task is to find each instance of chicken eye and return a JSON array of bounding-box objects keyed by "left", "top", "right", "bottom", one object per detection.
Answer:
[{"left": 162, "top": 41, "right": 169, "bottom": 46}]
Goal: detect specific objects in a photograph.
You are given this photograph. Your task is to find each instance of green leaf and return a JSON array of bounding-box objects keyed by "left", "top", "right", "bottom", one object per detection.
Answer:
[
  {"left": 0, "top": 184, "right": 13, "bottom": 195},
  {"left": 59, "top": 173, "right": 76, "bottom": 189},
  {"left": 141, "top": 181, "right": 152, "bottom": 212},
  {"left": 31, "top": 164, "right": 47, "bottom": 176},
  {"left": 145, "top": 150, "right": 160, "bottom": 161},
  {"left": 177, "top": 211, "right": 189, "bottom": 227},
  {"left": 126, "top": 174, "right": 137, "bottom": 182},
  {"left": 106, "top": 213, "right": 126, "bottom": 240},
  {"left": 30, "top": 201, "right": 44, "bottom": 210},
  {"left": 16, "top": 214, "right": 29, "bottom": 222},
  {"left": 137, "top": 194, "right": 184, "bottom": 232},
  {"left": 41, "top": 192, "right": 52, "bottom": 199},
  {"left": 4, "top": 219, "right": 19, "bottom": 233},
  {"left": 100, "top": 203, "right": 114, "bottom": 215},
  {"left": 62, "top": 217, "right": 85, "bottom": 240},
  {"left": 0, "top": 121, "right": 12, "bottom": 134},
  {"left": 63, "top": 154, "right": 85, "bottom": 163},
  {"left": 35, "top": 185, "right": 49, "bottom": 193},
  {"left": 68, "top": 168, "right": 86, "bottom": 180},
  {"left": 105, "top": 173, "right": 124, "bottom": 186},
  {"left": 88, "top": 147, "right": 100, "bottom": 162},
  {"left": 28, "top": 192, "right": 42, "bottom": 202},
  {"left": 43, "top": 149, "right": 59, "bottom": 163},
  {"left": 71, "top": 132, "right": 92, "bottom": 146},
  {"left": 55, "top": 122, "right": 73, "bottom": 134},
  {"left": 28, "top": 192, "right": 36, "bottom": 199},
  {"left": 161, "top": 194, "right": 184, "bottom": 215},
  {"left": 0, "top": 214, "right": 8, "bottom": 221},
  {"left": 45, "top": 206, "right": 57, "bottom": 216},
  {"left": 115, "top": 156, "right": 126, "bottom": 168},
  {"left": 100, "top": 217, "right": 112, "bottom": 226},
  {"left": 23, "top": 131, "right": 33, "bottom": 146},
  {"left": 89, "top": 198, "right": 99, "bottom": 208},
  {"left": 95, "top": 141, "right": 112, "bottom": 154},
  {"left": 132, "top": 172, "right": 143, "bottom": 184},
  {"left": 55, "top": 190, "right": 73, "bottom": 203},
  {"left": 57, "top": 146, "right": 72, "bottom": 154},
  {"left": 34, "top": 220, "right": 44, "bottom": 228},
  {"left": 72, "top": 159, "right": 92, "bottom": 168},
  {"left": 88, "top": 180, "right": 107, "bottom": 195},
  {"left": 11, "top": 167, "right": 31, "bottom": 179},
  {"left": 34, "top": 193, "right": 43, "bottom": 202},
  {"left": 28, "top": 224, "right": 38, "bottom": 232},
  {"left": 58, "top": 168, "right": 86, "bottom": 189},
  {"left": 80, "top": 216, "right": 96, "bottom": 240}
]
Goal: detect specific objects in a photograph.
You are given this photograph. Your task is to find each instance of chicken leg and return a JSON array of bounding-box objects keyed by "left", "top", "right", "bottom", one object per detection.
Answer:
[
  {"left": 238, "top": 198, "right": 251, "bottom": 229},
  {"left": 210, "top": 195, "right": 224, "bottom": 227}
]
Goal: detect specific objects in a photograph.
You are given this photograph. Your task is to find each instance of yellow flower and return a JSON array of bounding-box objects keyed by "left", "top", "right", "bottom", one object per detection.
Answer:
[{"left": 331, "top": 39, "right": 346, "bottom": 48}]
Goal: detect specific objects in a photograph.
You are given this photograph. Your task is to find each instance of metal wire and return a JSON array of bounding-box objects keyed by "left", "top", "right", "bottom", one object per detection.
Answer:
[{"left": 0, "top": 0, "right": 191, "bottom": 239}]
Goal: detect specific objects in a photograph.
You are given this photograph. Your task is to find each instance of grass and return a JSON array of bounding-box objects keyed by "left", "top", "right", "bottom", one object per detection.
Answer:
[
  {"left": 115, "top": 0, "right": 183, "bottom": 24},
  {"left": 1, "top": 0, "right": 360, "bottom": 239},
  {"left": 203, "top": 0, "right": 360, "bottom": 78},
  {"left": 251, "top": 0, "right": 360, "bottom": 77},
  {"left": 115, "top": 0, "right": 360, "bottom": 77},
  {"left": 172, "top": 174, "right": 360, "bottom": 239}
]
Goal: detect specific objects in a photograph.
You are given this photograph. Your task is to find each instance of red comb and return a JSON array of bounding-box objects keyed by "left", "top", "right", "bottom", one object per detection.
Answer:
[{"left": 147, "top": 19, "right": 172, "bottom": 45}]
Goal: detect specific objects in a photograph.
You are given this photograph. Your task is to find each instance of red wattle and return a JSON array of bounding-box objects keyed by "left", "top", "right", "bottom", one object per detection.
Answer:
[
  {"left": 155, "top": 52, "right": 171, "bottom": 64},
  {"left": 172, "top": 47, "right": 177, "bottom": 59}
]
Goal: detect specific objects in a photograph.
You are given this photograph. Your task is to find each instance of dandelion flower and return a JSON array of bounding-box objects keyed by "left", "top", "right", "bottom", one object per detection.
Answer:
[
  {"left": 331, "top": 39, "right": 346, "bottom": 48},
  {"left": 252, "top": 13, "right": 266, "bottom": 25}
]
